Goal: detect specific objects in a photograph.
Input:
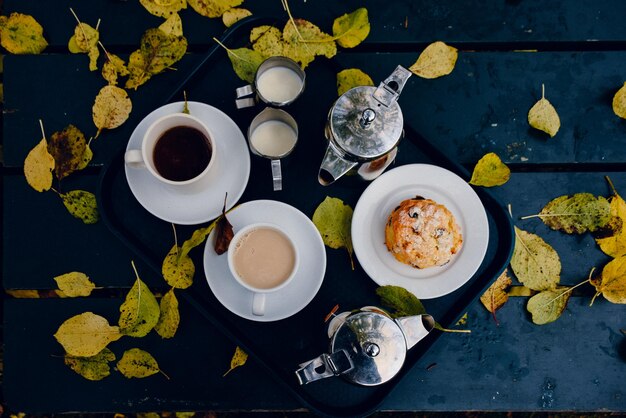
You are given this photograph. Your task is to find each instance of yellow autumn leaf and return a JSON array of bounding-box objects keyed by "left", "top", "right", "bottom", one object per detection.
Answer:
[
  {"left": 222, "top": 8, "right": 252, "bottom": 27},
  {"left": 118, "top": 262, "right": 160, "bottom": 337},
  {"left": 162, "top": 245, "right": 195, "bottom": 289},
  {"left": 117, "top": 348, "right": 165, "bottom": 379},
  {"left": 140, "top": 0, "right": 187, "bottom": 18},
  {"left": 596, "top": 177, "right": 626, "bottom": 257},
  {"left": 332, "top": 8, "right": 370, "bottom": 48},
  {"left": 250, "top": 25, "right": 284, "bottom": 59},
  {"left": 68, "top": 21, "right": 99, "bottom": 71},
  {"left": 337, "top": 68, "right": 374, "bottom": 96},
  {"left": 612, "top": 82, "right": 626, "bottom": 119},
  {"left": 64, "top": 347, "right": 115, "bottom": 381},
  {"left": 409, "top": 41, "right": 458, "bottom": 79},
  {"left": 6, "top": 289, "right": 40, "bottom": 298},
  {"left": 0, "top": 13, "right": 48, "bottom": 54},
  {"left": 24, "top": 138, "right": 55, "bottom": 192},
  {"left": 282, "top": 19, "right": 337, "bottom": 69},
  {"left": 102, "top": 53, "right": 129, "bottom": 86},
  {"left": 54, "top": 272, "right": 95, "bottom": 297},
  {"left": 480, "top": 270, "right": 512, "bottom": 313},
  {"left": 510, "top": 226, "right": 561, "bottom": 291},
  {"left": 154, "top": 288, "right": 180, "bottom": 339},
  {"left": 159, "top": 12, "right": 183, "bottom": 37},
  {"left": 469, "top": 152, "right": 511, "bottom": 187},
  {"left": 54, "top": 312, "right": 122, "bottom": 357},
  {"left": 527, "top": 287, "right": 571, "bottom": 325},
  {"left": 223, "top": 346, "right": 248, "bottom": 376},
  {"left": 592, "top": 255, "right": 626, "bottom": 304},
  {"left": 188, "top": 0, "right": 243, "bottom": 18},
  {"left": 528, "top": 84, "right": 560, "bottom": 137},
  {"left": 92, "top": 85, "right": 132, "bottom": 138},
  {"left": 60, "top": 190, "right": 99, "bottom": 224}
]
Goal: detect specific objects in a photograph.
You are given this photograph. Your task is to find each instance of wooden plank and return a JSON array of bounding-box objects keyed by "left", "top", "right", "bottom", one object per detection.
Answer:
[{"left": 6, "top": 0, "right": 626, "bottom": 47}]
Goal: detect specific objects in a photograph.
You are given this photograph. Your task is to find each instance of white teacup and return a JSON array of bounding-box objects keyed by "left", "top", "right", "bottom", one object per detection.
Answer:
[
  {"left": 227, "top": 222, "right": 299, "bottom": 316},
  {"left": 125, "top": 113, "right": 215, "bottom": 187}
]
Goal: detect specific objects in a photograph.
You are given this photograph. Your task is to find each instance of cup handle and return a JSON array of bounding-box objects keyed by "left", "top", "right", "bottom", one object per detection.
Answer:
[
  {"left": 235, "top": 84, "right": 256, "bottom": 109},
  {"left": 252, "top": 292, "right": 266, "bottom": 316},
  {"left": 124, "top": 149, "right": 145, "bottom": 169},
  {"left": 271, "top": 159, "right": 282, "bottom": 191}
]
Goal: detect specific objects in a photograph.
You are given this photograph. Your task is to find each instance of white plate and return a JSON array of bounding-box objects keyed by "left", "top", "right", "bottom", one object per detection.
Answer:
[
  {"left": 203, "top": 200, "right": 327, "bottom": 322},
  {"left": 125, "top": 102, "right": 250, "bottom": 225},
  {"left": 352, "top": 164, "right": 489, "bottom": 299}
]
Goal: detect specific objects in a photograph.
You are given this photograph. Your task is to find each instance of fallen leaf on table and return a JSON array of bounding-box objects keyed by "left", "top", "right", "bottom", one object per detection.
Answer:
[
  {"left": 376, "top": 285, "right": 426, "bottom": 317},
  {"left": 469, "top": 152, "right": 510, "bottom": 187},
  {"left": 510, "top": 226, "right": 561, "bottom": 291},
  {"left": 312, "top": 196, "right": 354, "bottom": 269},
  {"left": 223, "top": 346, "right": 248, "bottom": 376},
  {"left": 140, "top": 0, "right": 187, "bottom": 17},
  {"left": 409, "top": 41, "right": 457, "bottom": 79},
  {"left": 214, "top": 194, "right": 234, "bottom": 255},
  {"left": 24, "top": 138, "right": 55, "bottom": 192},
  {"left": 332, "top": 8, "right": 370, "bottom": 48},
  {"left": 64, "top": 347, "right": 115, "bottom": 381},
  {"left": 527, "top": 287, "right": 571, "bottom": 325},
  {"left": 155, "top": 288, "right": 180, "bottom": 339},
  {"left": 221, "top": 44, "right": 265, "bottom": 83},
  {"left": 612, "top": 82, "right": 626, "bottom": 119},
  {"left": 102, "top": 53, "right": 129, "bottom": 86},
  {"left": 48, "top": 125, "right": 88, "bottom": 180},
  {"left": 223, "top": 8, "right": 252, "bottom": 27},
  {"left": 523, "top": 193, "right": 610, "bottom": 234},
  {"left": 67, "top": 13, "right": 100, "bottom": 71},
  {"left": 188, "top": 0, "right": 243, "bottom": 18},
  {"left": 0, "top": 13, "right": 48, "bottom": 54},
  {"left": 54, "top": 312, "right": 122, "bottom": 357},
  {"left": 591, "top": 255, "right": 626, "bottom": 305},
  {"left": 59, "top": 190, "right": 99, "bottom": 224},
  {"left": 162, "top": 245, "right": 195, "bottom": 289},
  {"left": 6, "top": 289, "right": 40, "bottom": 298},
  {"left": 250, "top": 25, "right": 284, "bottom": 59},
  {"left": 528, "top": 84, "right": 560, "bottom": 137},
  {"left": 480, "top": 270, "right": 512, "bottom": 314},
  {"left": 118, "top": 262, "right": 160, "bottom": 337},
  {"left": 337, "top": 68, "right": 374, "bottom": 96},
  {"left": 282, "top": 18, "right": 337, "bottom": 69},
  {"left": 117, "top": 348, "right": 165, "bottom": 379},
  {"left": 158, "top": 12, "right": 184, "bottom": 37},
  {"left": 54, "top": 271, "right": 95, "bottom": 297},
  {"left": 595, "top": 177, "right": 626, "bottom": 257},
  {"left": 92, "top": 85, "right": 132, "bottom": 138}
]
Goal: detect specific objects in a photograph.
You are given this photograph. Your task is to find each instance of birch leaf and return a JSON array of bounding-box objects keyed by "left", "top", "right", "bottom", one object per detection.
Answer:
[
  {"left": 592, "top": 256, "right": 626, "bottom": 304},
  {"left": 60, "top": 190, "right": 99, "bottom": 224},
  {"left": 140, "top": 0, "right": 187, "bottom": 17},
  {"left": 223, "top": 8, "right": 252, "bottom": 27},
  {"left": 6, "top": 289, "right": 40, "bottom": 298},
  {"left": 312, "top": 196, "right": 354, "bottom": 269},
  {"left": 332, "top": 8, "right": 370, "bottom": 48},
  {"left": 337, "top": 68, "right": 374, "bottom": 96},
  {"left": 528, "top": 85, "right": 560, "bottom": 137},
  {"left": 162, "top": 245, "right": 194, "bottom": 289},
  {"left": 188, "top": 0, "right": 243, "bottom": 18},
  {"left": 530, "top": 193, "right": 610, "bottom": 234},
  {"left": 181, "top": 218, "right": 220, "bottom": 258},
  {"left": 283, "top": 19, "right": 337, "bottom": 69},
  {"left": 102, "top": 53, "right": 129, "bottom": 86},
  {"left": 92, "top": 85, "right": 132, "bottom": 138},
  {"left": 596, "top": 181, "right": 626, "bottom": 257},
  {"left": 77, "top": 143, "right": 94, "bottom": 170},
  {"left": 527, "top": 288, "right": 571, "bottom": 325},
  {"left": 24, "top": 138, "right": 55, "bottom": 192},
  {"left": 510, "top": 227, "right": 561, "bottom": 291},
  {"left": 376, "top": 285, "right": 427, "bottom": 317},
  {"left": 250, "top": 25, "right": 283, "bottom": 58},
  {"left": 480, "top": 270, "right": 512, "bottom": 313},
  {"left": 0, "top": 13, "right": 48, "bottom": 54},
  {"left": 48, "top": 125, "right": 87, "bottom": 180},
  {"left": 54, "top": 312, "right": 122, "bottom": 357},
  {"left": 225, "top": 47, "right": 264, "bottom": 83},
  {"left": 118, "top": 265, "right": 160, "bottom": 337},
  {"left": 155, "top": 288, "right": 180, "bottom": 339},
  {"left": 54, "top": 272, "right": 95, "bottom": 297},
  {"left": 64, "top": 348, "right": 115, "bottom": 381},
  {"left": 223, "top": 346, "right": 248, "bottom": 377},
  {"left": 117, "top": 348, "right": 162, "bottom": 378},
  {"left": 613, "top": 82, "right": 626, "bottom": 119},
  {"left": 68, "top": 22, "right": 99, "bottom": 71},
  {"left": 409, "top": 41, "right": 458, "bottom": 79},
  {"left": 159, "top": 12, "right": 183, "bottom": 37},
  {"left": 469, "top": 152, "right": 511, "bottom": 187}
]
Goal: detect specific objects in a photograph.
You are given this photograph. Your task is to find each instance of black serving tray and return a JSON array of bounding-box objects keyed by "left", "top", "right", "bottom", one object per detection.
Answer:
[{"left": 98, "top": 17, "right": 514, "bottom": 417}]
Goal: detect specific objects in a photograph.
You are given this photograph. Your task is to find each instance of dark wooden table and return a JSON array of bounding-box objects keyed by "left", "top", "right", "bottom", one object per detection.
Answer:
[{"left": 2, "top": 0, "right": 625, "bottom": 414}]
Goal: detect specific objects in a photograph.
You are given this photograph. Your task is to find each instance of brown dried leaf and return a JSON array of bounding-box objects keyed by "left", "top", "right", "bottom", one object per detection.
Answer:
[
  {"left": 48, "top": 125, "right": 87, "bottom": 180},
  {"left": 214, "top": 194, "right": 234, "bottom": 255},
  {"left": 480, "top": 270, "right": 512, "bottom": 314}
]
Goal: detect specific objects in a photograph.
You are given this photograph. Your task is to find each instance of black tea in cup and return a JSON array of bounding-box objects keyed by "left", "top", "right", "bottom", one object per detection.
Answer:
[{"left": 153, "top": 126, "right": 212, "bottom": 182}]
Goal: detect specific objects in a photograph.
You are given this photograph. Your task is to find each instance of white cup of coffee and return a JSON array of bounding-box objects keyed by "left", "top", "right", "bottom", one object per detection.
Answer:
[
  {"left": 125, "top": 113, "right": 215, "bottom": 186},
  {"left": 227, "top": 222, "right": 299, "bottom": 316}
]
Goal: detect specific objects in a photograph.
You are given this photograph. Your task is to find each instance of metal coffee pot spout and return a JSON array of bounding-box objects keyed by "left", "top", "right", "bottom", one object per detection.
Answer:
[
  {"left": 318, "top": 65, "right": 412, "bottom": 185},
  {"left": 295, "top": 307, "right": 435, "bottom": 386}
]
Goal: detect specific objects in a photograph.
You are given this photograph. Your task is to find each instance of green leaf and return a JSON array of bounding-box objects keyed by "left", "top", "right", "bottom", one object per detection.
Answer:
[
  {"left": 225, "top": 47, "right": 264, "bottom": 83},
  {"left": 155, "top": 288, "right": 180, "bottom": 339},
  {"left": 64, "top": 348, "right": 115, "bottom": 381},
  {"left": 54, "top": 271, "right": 95, "bottom": 297},
  {"left": 376, "top": 285, "right": 426, "bottom": 317},
  {"left": 510, "top": 227, "right": 561, "bottom": 291},
  {"left": 60, "top": 190, "right": 99, "bottom": 224},
  {"left": 54, "top": 312, "right": 122, "bottom": 357},
  {"left": 47, "top": 125, "right": 87, "bottom": 180},
  {"left": 118, "top": 264, "right": 160, "bottom": 337},
  {"left": 527, "top": 288, "right": 571, "bottom": 325},
  {"left": 528, "top": 193, "right": 611, "bottom": 234},
  {"left": 117, "top": 348, "right": 163, "bottom": 379},
  {"left": 312, "top": 196, "right": 354, "bottom": 269},
  {"left": 162, "top": 245, "right": 195, "bottom": 289},
  {"left": 469, "top": 152, "right": 511, "bottom": 187},
  {"left": 0, "top": 13, "right": 48, "bottom": 54},
  {"left": 336, "top": 68, "right": 374, "bottom": 96},
  {"left": 332, "top": 8, "right": 370, "bottom": 48}
]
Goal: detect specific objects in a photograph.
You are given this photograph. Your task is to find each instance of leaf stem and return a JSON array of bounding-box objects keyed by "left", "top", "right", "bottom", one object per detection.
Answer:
[
  {"left": 130, "top": 260, "right": 140, "bottom": 281},
  {"left": 605, "top": 175, "right": 618, "bottom": 196},
  {"left": 542, "top": 279, "right": 590, "bottom": 307},
  {"left": 98, "top": 41, "right": 112, "bottom": 62},
  {"left": 281, "top": 0, "right": 305, "bottom": 42},
  {"left": 172, "top": 223, "right": 179, "bottom": 254},
  {"left": 39, "top": 119, "right": 46, "bottom": 140},
  {"left": 159, "top": 369, "right": 171, "bottom": 380},
  {"left": 541, "top": 83, "right": 545, "bottom": 99}
]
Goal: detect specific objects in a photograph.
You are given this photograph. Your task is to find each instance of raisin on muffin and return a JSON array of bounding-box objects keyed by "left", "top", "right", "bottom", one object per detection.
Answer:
[{"left": 385, "top": 197, "right": 463, "bottom": 269}]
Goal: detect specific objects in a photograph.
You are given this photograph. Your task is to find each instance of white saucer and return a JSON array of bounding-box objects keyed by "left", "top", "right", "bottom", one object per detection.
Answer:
[
  {"left": 124, "top": 102, "right": 250, "bottom": 225},
  {"left": 352, "top": 164, "right": 489, "bottom": 299},
  {"left": 203, "top": 200, "right": 327, "bottom": 322}
]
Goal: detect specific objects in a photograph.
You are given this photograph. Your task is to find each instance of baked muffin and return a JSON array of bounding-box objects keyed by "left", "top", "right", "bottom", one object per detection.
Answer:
[{"left": 385, "top": 197, "right": 463, "bottom": 268}]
